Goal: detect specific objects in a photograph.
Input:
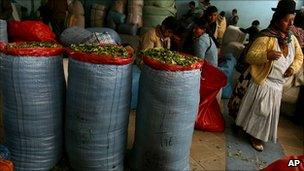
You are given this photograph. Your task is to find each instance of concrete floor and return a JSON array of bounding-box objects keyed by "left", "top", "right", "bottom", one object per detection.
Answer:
[{"left": 127, "top": 105, "right": 304, "bottom": 171}]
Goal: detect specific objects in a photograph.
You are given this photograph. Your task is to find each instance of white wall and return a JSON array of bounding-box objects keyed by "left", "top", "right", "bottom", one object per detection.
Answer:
[
  {"left": 13, "top": 0, "right": 304, "bottom": 29},
  {"left": 176, "top": 0, "right": 304, "bottom": 29}
]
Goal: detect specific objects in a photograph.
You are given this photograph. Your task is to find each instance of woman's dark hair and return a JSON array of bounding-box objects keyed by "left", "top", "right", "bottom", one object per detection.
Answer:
[
  {"left": 194, "top": 19, "right": 209, "bottom": 29},
  {"left": 205, "top": 6, "right": 218, "bottom": 17},
  {"left": 161, "top": 16, "right": 179, "bottom": 32},
  {"left": 252, "top": 20, "right": 260, "bottom": 26},
  {"left": 270, "top": 11, "right": 289, "bottom": 26},
  {"left": 219, "top": 11, "right": 225, "bottom": 17},
  {"left": 189, "top": 1, "right": 195, "bottom": 7},
  {"left": 270, "top": 0, "right": 296, "bottom": 26},
  {"left": 294, "top": 11, "right": 304, "bottom": 28},
  {"left": 232, "top": 9, "right": 237, "bottom": 13}
]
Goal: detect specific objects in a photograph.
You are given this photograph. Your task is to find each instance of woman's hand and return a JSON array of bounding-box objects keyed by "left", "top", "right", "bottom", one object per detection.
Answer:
[
  {"left": 267, "top": 50, "right": 283, "bottom": 61},
  {"left": 284, "top": 67, "right": 294, "bottom": 77}
]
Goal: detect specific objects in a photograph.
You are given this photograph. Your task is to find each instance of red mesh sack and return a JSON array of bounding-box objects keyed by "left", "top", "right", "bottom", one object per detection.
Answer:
[
  {"left": 8, "top": 21, "right": 56, "bottom": 42},
  {"left": 195, "top": 61, "right": 227, "bottom": 132},
  {"left": 0, "top": 42, "right": 6, "bottom": 52},
  {"left": 142, "top": 55, "right": 203, "bottom": 71},
  {"left": 0, "top": 160, "right": 14, "bottom": 171},
  {"left": 261, "top": 155, "right": 304, "bottom": 171},
  {"left": 4, "top": 43, "right": 63, "bottom": 57},
  {"left": 66, "top": 48, "right": 134, "bottom": 65}
]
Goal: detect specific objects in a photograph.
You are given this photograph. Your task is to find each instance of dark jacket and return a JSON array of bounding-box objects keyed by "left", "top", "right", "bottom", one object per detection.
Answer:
[
  {"left": 0, "top": 0, "right": 12, "bottom": 20},
  {"left": 240, "top": 26, "right": 260, "bottom": 43}
]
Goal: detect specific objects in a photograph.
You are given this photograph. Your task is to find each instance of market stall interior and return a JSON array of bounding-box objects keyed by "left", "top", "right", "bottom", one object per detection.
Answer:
[{"left": 0, "top": 0, "right": 303, "bottom": 170}]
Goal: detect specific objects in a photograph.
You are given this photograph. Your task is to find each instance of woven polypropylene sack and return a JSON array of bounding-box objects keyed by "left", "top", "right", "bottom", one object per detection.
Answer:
[
  {"left": 68, "top": 0, "right": 84, "bottom": 15},
  {"left": 144, "top": 0, "right": 175, "bottom": 8},
  {"left": 66, "top": 59, "right": 132, "bottom": 171},
  {"left": 86, "top": 27, "right": 122, "bottom": 44},
  {"left": 127, "top": 0, "right": 143, "bottom": 27},
  {"left": 129, "top": 65, "right": 200, "bottom": 171},
  {"left": 0, "top": 20, "right": 8, "bottom": 43},
  {"left": 127, "top": 13, "right": 142, "bottom": 28},
  {"left": 143, "top": 6, "right": 177, "bottom": 16},
  {"left": 143, "top": 14, "right": 172, "bottom": 28},
  {"left": 60, "top": 27, "right": 94, "bottom": 46},
  {"left": 90, "top": 8, "right": 106, "bottom": 27},
  {"left": 0, "top": 51, "right": 4, "bottom": 144},
  {"left": 221, "top": 25, "right": 246, "bottom": 47},
  {"left": 2, "top": 55, "right": 65, "bottom": 171}
]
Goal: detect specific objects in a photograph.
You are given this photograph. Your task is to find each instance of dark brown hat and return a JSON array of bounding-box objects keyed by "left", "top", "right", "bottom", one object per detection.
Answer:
[{"left": 271, "top": 0, "right": 299, "bottom": 13}]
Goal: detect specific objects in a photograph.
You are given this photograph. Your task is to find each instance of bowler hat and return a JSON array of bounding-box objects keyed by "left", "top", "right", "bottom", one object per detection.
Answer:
[{"left": 271, "top": 0, "right": 299, "bottom": 13}]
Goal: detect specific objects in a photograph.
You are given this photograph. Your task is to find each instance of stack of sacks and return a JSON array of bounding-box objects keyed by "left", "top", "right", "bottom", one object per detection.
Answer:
[
  {"left": 117, "top": 0, "right": 143, "bottom": 35},
  {"left": 66, "top": 0, "right": 85, "bottom": 28},
  {"left": 141, "top": 0, "right": 177, "bottom": 35},
  {"left": 90, "top": 4, "right": 107, "bottom": 27},
  {"left": 127, "top": 0, "right": 143, "bottom": 28}
]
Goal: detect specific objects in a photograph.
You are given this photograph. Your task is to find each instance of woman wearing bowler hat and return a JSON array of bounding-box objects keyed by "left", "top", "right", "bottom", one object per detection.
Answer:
[{"left": 235, "top": 0, "right": 303, "bottom": 151}]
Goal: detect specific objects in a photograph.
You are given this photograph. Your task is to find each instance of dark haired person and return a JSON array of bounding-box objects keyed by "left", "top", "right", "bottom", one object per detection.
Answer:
[
  {"left": 228, "top": 8, "right": 239, "bottom": 26},
  {"left": 290, "top": 8, "right": 304, "bottom": 52},
  {"left": 235, "top": 0, "right": 303, "bottom": 151},
  {"left": 140, "top": 16, "right": 179, "bottom": 50},
  {"left": 183, "top": 1, "right": 196, "bottom": 20},
  {"left": 45, "top": 0, "right": 68, "bottom": 36},
  {"left": 199, "top": 0, "right": 211, "bottom": 12},
  {"left": 0, "top": 0, "right": 12, "bottom": 20},
  {"left": 193, "top": 19, "right": 218, "bottom": 66},
  {"left": 180, "top": 1, "right": 199, "bottom": 31},
  {"left": 240, "top": 20, "right": 261, "bottom": 43},
  {"left": 202, "top": 6, "right": 220, "bottom": 47}
]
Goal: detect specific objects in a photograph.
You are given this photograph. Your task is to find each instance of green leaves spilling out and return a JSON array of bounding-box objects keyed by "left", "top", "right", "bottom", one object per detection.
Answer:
[
  {"left": 7, "top": 42, "right": 61, "bottom": 48},
  {"left": 140, "top": 48, "right": 201, "bottom": 66},
  {"left": 70, "top": 44, "right": 129, "bottom": 58}
]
